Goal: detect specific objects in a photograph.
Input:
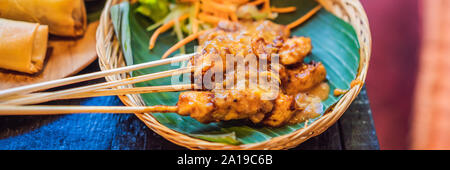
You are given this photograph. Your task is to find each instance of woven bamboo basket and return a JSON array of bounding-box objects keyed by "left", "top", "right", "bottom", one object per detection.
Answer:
[{"left": 96, "top": 0, "right": 371, "bottom": 150}]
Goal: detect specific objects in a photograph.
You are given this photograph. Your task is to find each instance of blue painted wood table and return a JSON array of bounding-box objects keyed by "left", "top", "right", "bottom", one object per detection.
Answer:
[{"left": 0, "top": 60, "right": 379, "bottom": 150}]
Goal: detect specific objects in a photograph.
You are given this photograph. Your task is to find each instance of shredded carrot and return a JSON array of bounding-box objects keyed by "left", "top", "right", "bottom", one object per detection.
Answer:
[
  {"left": 219, "top": 13, "right": 230, "bottom": 20},
  {"left": 215, "top": 0, "right": 248, "bottom": 5},
  {"left": 178, "top": 0, "right": 198, "bottom": 3},
  {"left": 271, "top": 6, "right": 297, "bottom": 13},
  {"left": 198, "top": 13, "right": 222, "bottom": 25},
  {"left": 149, "top": 14, "right": 189, "bottom": 50},
  {"left": 192, "top": 1, "right": 200, "bottom": 34},
  {"left": 260, "top": 0, "right": 273, "bottom": 18},
  {"left": 200, "top": 5, "right": 217, "bottom": 16},
  {"left": 286, "top": 5, "right": 322, "bottom": 30},
  {"left": 162, "top": 31, "right": 206, "bottom": 59},
  {"left": 148, "top": 0, "right": 319, "bottom": 56},
  {"left": 201, "top": 0, "right": 236, "bottom": 14},
  {"left": 230, "top": 12, "right": 238, "bottom": 22},
  {"left": 249, "top": 0, "right": 265, "bottom": 6},
  {"left": 148, "top": 14, "right": 189, "bottom": 50},
  {"left": 263, "top": 0, "right": 270, "bottom": 11}
]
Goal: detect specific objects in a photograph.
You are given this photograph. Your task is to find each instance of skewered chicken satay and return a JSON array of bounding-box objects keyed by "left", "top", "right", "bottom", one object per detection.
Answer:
[
  {"left": 177, "top": 89, "right": 274, "bottom": 124},
  {"left": 282, "top": 62, "right": 327, "bottom": 95},
  {"left": 279, "top": 37, "right": 312, "bottom": 65},
  {"left": 194, "top": 20, "right": 287, "bottom": 65},
  {"left": 0, "top": 5, "right": 331, "bottom": 128},
  {"left": 176, "top": 20, "right": 327, "bottom": 127},
  {"left": 189, "top": 20, "right": 289, "bottom": 89},
  {"left": 262, "top": 93, "right": 296, "bottom": 126},
  {"left": 190, "top": 20, "right": 314, "bottom": 79},
  {"left": 176, "top": 89, "right": 324, "bottom": 127}
]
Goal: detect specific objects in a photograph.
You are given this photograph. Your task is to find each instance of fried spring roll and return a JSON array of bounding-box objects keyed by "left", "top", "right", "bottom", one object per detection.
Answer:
[
  {"left": 0, "top": 0, "right": 87, "bottom": 37},
  {"left": 0, "top": 19, "right": 48, "bottom": 74}
]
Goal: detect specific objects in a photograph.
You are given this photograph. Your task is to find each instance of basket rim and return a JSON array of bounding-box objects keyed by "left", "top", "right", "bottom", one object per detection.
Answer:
[{"left": 96, "top": 0, "right": 372, "bottom": 150}]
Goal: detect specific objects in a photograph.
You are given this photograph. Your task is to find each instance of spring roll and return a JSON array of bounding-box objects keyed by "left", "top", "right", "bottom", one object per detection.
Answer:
[
  {"left": 0, "top": 0, "right": 87, "bottom": 37},
  {"left": 0, "top": 19, "right": 48, "bottom": 74}
]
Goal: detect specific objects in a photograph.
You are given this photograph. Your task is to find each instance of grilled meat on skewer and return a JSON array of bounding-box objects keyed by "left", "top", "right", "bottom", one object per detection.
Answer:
[
  {"left": 175, "top": 20, "right": 328, "bottom": 127},
  {"left": 177, "top": 89, "right": 324, "bottom": 127}
]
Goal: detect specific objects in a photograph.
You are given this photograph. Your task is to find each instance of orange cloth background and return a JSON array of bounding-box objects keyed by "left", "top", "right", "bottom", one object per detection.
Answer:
[{"left": 411, "top": 0, "right": 450, "bottom": 150}]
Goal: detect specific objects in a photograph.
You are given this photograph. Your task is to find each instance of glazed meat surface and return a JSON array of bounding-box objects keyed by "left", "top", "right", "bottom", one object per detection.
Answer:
[
  {"left": 279, "top": 37, "right": 312, "bottom": 65},
  {"left": 283, "top": 62, "right": 327, "bottom": 95},
  {"left": 177, "top": 90, "right": 324, "bottom": 126},
  {"left": 191, "top": 20, "right": 289, "bottom": 88},
  {"left": 177, "top": 91, "right": 215, "bottom": 123},
  {"left": 177, "top": 20, "right": 328, "bottom": 127},
  {"left": 177, "top": 90, "right": 274, "bottom": 123},
  {"left": 262, "top": 93, "right": 296, "bottom": 127}
]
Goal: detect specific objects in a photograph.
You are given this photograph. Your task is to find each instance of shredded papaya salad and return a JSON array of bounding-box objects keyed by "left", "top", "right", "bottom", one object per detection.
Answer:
[{"left": 135, "top": 0, "right": 319, "bottom": 58}]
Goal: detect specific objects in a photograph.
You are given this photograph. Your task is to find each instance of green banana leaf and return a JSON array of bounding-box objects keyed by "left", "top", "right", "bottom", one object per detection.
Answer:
[{"left": 110, "top": 0, "right": 360, "bottom": 145}]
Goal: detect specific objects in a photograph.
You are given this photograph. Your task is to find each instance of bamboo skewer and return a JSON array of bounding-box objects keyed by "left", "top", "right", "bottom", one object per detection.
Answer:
[
  {"left": 0, "top": 4, "right": 322, "bottom": 102},
  {"left": 0, "top": 67, "right": 195, "bottom": 105},
  {"left": 0, "top": 4, "right": 325, "bottom": 116},
  {"left": 0, "top": 53, "right": 196, "bottom": 98},
  {"left": 0, "top": 105, "right": 178, "bottom": 115},
  {"left": 0, "top": 84, "right": 195, "bottom": 101}
]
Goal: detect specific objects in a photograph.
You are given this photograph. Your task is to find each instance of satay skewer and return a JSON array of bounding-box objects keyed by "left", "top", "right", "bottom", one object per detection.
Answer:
[
  {"left": 0, "top": 89, "right": 317, "bottom": 128},
  {"left": 0, "top": 4, "right": 322, "bottom": 103},
  {"left": 0, "top": 67, "right": 195, "bottom": 106},
  {"left": 0, "top": 53, "right": 197, "bottom": 98},
  {"left": 0, "top": 84, "right": 195, "bottom": 101},
  {"left": 0, "top": 105, "right": 178, "bottom": 115}
]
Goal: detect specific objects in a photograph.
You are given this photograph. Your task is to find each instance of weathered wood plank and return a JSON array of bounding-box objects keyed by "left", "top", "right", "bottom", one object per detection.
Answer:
[
  {"left": 292, "top": 122, "right": 342, "bottom": 150},
  {"left": 338, "top": 87, "right": 380, "bottom": 150}
]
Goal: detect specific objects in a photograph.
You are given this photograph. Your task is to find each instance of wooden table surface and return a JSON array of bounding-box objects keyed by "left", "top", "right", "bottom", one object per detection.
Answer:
[{"left": 0, "top": 60, "right": 379, "bottom": 150}]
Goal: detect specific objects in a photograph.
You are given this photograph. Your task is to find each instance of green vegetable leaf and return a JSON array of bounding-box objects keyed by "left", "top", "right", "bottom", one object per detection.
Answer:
[
  {"left": 110, "top": 0, "right": 360, "bottom": 145},
  {"left": 136, "top": 0, "right": 170, "bottom": 22},
  {"left": 191, "top": 132, "right": 241, "bottom": 145},
  {"left": 111, "top": 2, "right": 133, "bottom": 66}
]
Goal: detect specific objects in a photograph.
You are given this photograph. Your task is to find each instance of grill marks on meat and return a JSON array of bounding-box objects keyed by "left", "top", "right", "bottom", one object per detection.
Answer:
[
  {"left": 262, "top": 93, "right": 296, "bottom": 127},
  {"left": 177, "top": 91, "right": 215, "bottom": 123},
  {"left": 213, "top": 89, "right": 274, "bottom": 123},
  {"left": 198, "top": 20, "right": 287, "bottom": 62},
  {"left": 176, "top": 20, "right": 328, "bottom": 126},
  {"left": 177, "top": 90, "right": 274, "bottom": 123},
  {"left": 279, "top": 37, "right": 312, "bottom": 65},
  {"left": 283, "top": 62, "right": 327, "bottom": 95},
  {"left": 177, "top": 90, "right": 324, "bottom": 126}
]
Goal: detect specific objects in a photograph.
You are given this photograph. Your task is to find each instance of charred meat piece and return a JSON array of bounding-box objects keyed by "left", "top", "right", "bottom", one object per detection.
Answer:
[
  {"left": 176, "top": 20, "right": 326, "bottom": 127},
  {"left": 177, "top": 90, "right": 274, "bottom": 124},
  {"left": 177, "top": 90, "right": 324, "bottom": 126},
  {"left": 279, "top": 37, "right": 312, "bottom": 65},
  {"left": 262, "top": 93, "right": 296, "bottom": 127},
  {"left": 177, "top": 91, "right": 215, "bottom": 123},
  {"left": 251, "top": 37, "right": 279, "bottom": 60},
  {"left": 213, "top": 89, "right": 274, "bottom": 123},
  {"left": 283, "top": 62, "right": 327, "bottom": 95},
  {"left": 243, "top": 20, "right": 289, "bottom": 43},
  {"left": 197, "top": 20, "right": 289, "bottom": 63}
]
